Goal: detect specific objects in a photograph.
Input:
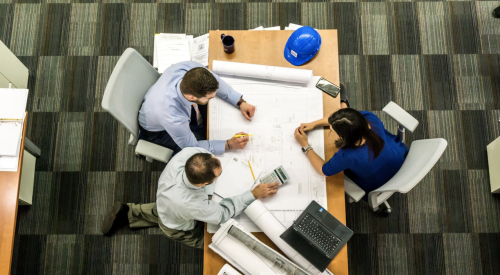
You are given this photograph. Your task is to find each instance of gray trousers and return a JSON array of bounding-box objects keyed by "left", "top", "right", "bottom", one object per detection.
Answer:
[{"left": 127, "top": 202, "right": 204, "bottom": 249}]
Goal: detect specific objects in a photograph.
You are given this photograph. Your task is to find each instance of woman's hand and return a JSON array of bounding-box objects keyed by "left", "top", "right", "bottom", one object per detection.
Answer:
[
  {"left": 294, "top": 127, "right": 309, "bottom": 147},
  {"left": 299, "top": 122, "right": 316, "bottom": 132}
]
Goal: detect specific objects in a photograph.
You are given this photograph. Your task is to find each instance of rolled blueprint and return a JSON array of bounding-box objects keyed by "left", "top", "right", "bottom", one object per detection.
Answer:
[
  {"left": 228, "top": 226, "right": 309, "bottom": 275},
  {"left": 244, "top": 200, "right": 333, "bottom": 275},
  {"left": 212, "top": 219, "right": 310, "bottom": 275},
  {"left": 212, "top": 60, "right": 313, "bottom": 85}
]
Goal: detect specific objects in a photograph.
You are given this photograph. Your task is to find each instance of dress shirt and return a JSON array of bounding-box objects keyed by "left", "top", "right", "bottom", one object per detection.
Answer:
[
  {"left": 139, "top": 61, "right": 242, "bottom": 155},
  {"left": 157, "top": 147, "right": 256, "bottom": 231}
]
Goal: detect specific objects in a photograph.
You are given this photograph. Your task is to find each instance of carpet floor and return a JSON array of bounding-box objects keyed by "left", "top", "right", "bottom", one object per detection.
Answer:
[{"left": 1, "top": 1, "right": 500, "bottom": 274}]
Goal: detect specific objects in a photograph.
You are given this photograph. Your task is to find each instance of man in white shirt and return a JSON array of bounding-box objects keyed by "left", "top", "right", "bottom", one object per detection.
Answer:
[{"left": 101, "top": 147, "right": 279, "bottom": 248}]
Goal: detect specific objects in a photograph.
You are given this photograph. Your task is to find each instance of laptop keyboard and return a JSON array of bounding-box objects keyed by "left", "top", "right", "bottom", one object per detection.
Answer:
[{"left": 295, "top": 214, "right": 342, "bottom": 256}]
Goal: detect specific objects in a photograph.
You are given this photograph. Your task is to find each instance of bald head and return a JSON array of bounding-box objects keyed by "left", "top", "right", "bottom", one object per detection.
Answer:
[{"left": 185, "top": 153, "right": 222, "bottom": 185}]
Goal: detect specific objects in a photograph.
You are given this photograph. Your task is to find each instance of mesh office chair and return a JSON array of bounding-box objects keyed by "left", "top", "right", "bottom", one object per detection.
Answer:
[
  {"left": 102, "top": 48, "right": 173, "bottom": 163},
  {"left": 344, "top": 101, "right": 448, "bottom": 213}
]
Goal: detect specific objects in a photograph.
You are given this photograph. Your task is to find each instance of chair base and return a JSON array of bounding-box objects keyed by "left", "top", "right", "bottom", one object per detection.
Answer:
[{"left": 372, "top": 201, "right": 392, "bottom": 214}]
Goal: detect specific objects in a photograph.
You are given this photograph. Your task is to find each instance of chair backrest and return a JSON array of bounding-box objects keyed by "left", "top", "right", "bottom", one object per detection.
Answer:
[
  {"left": 102, "top": 48, "right": 160, "bottom": 144},
  {"left": 368, "top": 138, "right": 448, "bottom": 208}
]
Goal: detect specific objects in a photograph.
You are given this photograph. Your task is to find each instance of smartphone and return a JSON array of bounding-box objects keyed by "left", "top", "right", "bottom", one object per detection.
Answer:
[{"left": 316, "top": 77, "right": 340, "bottom": 98}]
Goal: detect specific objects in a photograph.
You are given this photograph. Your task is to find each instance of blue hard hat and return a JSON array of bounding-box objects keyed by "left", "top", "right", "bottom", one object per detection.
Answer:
[{"left": 284, "top": 26, "right": 322, "bottom": 66}]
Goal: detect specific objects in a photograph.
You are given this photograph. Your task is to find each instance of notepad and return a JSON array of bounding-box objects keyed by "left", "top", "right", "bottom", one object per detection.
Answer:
[
  {"left": 0, "top": 88, "right": 28, "bottom": 121},
  {"left": 214, "top": 156, "right": 261, "bottom": 199}
]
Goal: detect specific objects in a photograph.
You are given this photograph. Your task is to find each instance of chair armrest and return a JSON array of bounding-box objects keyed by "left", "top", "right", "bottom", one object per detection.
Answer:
[
  {"left": 344, "top": 175, "right": 365, "bottom": 203},
  {"left": 382, "top": 101, "right": 419, "bottom": 132},
  {"left": 135, "top": 140, "right": 173, "bottom": 163}
]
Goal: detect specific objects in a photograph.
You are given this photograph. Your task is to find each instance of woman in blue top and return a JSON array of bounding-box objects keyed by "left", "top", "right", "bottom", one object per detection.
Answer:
[{"left": 294, "top": 90, "right": 409, "bottom": 195}]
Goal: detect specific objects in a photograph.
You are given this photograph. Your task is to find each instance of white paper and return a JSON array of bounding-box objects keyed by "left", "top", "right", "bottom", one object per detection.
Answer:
[
  {"left": 208, "top": 83, "right": 327, "bottom": 232},
  {"left": 191, "top": 33, "right": 209, "bottom": 67},
  {"left": 0, "top": 123, "right": 23, "bottom": 156},
  {"left": 154, "top": 33, "right": 187, "bottom": 69},
  {"left": 250, "top": 26, "right": 264, "bottom": 30},
  {"left": 214, "top": 156, "right": 261, "bottom": 199},
  {"left": 0, "top": 88, "right": 28, "bottom": 121},
  {"left": 218, "top": 264, "right": 243, "bottom": 275},
  {"left": 0, "top": 155, "right": 19, "bottom": 171},
  {"left": 157, "top": 39, "right": 191, "bottom": 73},
  {"left": 212, "top": 61, "right": 313, "bottom": 85},
  {"left": 264, "top": 26, "right": 280, "bottom": 30},
  {"left": 153, "top": 34, "right": 158, "bottom": 68},
  {"left": 288, "top": 23, "right": 318, "bottom": 31},
  {"left": 209, "top": 244, "right": 251, "bottom": 275}
]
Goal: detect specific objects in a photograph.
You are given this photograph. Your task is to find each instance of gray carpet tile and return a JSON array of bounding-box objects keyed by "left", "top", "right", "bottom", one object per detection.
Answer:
[
  {"left": 443, "top": 233, "right": 483, "bottom": 275},
  {"left": 2, "top": 1, "right": 500, "bottom": 275}
]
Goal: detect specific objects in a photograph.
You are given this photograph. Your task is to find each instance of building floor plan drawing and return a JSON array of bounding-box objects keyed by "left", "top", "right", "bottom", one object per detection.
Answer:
[{"left": 208, "top": 83, "right": 327, "bottom": 232}]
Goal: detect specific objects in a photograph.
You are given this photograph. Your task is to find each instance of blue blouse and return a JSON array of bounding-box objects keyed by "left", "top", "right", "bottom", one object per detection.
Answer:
[{"left": 322, "top": 111, "right": 409, "bottom": 194}]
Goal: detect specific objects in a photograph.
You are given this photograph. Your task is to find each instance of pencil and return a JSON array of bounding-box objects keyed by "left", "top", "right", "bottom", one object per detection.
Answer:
[
  {"left": 233, "top": 134, "right": 253, "bottom": 138},
  {"left": 248, "top": 161, "right": 256, "bottom": 180}
]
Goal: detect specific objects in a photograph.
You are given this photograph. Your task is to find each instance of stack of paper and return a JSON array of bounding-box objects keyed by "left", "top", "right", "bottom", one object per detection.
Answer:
[
  {"left": 153, "top": 33, "right": 210, "bottom": 73},
  {"left": 0, "top": 88, "right": 28, "bottom": 172},
  {"left": 284, "top": 23, "right": 319, "bottom": 31},
  {"left": 191, "top": 33, "right": 209, "bottom": 67},
  {"left": 249, "top": 26, "right": 280, "bottom": 31}
]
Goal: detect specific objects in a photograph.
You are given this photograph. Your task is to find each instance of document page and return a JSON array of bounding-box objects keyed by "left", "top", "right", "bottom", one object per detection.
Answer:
[
  {"left": 214, "top": 156, "right": 261, "bottom": 199},
  {"left": 212, "top": 61, "right": 313, "bottom": 85},
  {"left": 0, "top": 88, "right": 28, "bottom": 120},
  {"left": 208, "top": 83, "right": 327, "bottom": 231},
  {"left": 191, "top": 34, "right": 209, "bottom": 66},
  {"left": 0, "top": 123, "right": 23, "bottom": 156}
]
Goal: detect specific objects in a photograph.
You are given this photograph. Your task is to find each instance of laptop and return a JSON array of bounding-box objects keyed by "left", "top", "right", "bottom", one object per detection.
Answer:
[{"left": 280, "top": 200, "right": 353, "bottom": 272}]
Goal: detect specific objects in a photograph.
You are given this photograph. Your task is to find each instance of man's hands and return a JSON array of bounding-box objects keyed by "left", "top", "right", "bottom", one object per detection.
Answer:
[
  {"left": 251, "top": 182, "right": 279, "bottom": 199},
  {"left": 240, "top": 102, "right": 256, "bottom": 121},
  {"left": 294, "top": 127, "right": 309, "bottom": 147},
  {"left": 226, "top": 132, "right": 250, "bottom": 149}
]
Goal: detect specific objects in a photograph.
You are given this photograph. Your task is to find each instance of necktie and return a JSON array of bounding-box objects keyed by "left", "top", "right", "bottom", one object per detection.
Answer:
[{"left": 193, "top": 104, "right": 203, "bottom": 126}]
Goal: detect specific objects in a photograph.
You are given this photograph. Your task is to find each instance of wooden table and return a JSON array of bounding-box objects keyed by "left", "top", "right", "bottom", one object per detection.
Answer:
[
  {"left": 0, "top": 113, "right": 28, "bottom": 275},
  {"left": 204, "top": 30, "right": 347, "bottom": 275}
]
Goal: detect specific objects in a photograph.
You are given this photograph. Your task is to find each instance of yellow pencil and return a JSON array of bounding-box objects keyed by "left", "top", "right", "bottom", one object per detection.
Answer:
[
  {"left": 248, "top": 161, "right": 256, "bottom": 180},
  {"left": 233, "top": 134, "right": 254, "bottom": 138}
]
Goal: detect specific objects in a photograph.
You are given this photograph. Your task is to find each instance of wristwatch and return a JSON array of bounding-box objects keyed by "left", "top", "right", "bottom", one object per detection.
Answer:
[
  {"left": 301, "top": 144, "right": 312, "bottom": 155},
  {"left": 237, "top": 97, "right": 246, "bottom": 108}
]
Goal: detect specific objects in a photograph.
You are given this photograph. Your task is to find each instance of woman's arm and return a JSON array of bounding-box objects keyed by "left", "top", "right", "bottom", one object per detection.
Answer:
[
  {"left": 294, "top": 127, "right": 326, "bottom": 176},
  {"left": 305, "top": 149, "right": 326, "bottom": 176}
]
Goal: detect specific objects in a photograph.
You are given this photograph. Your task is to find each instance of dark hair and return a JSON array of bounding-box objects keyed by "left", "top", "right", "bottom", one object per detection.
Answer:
[
  {"left": 180, "top": 67, "right": 219, "bottom": 98},
  {"left": 185, "top": 153, "right": 221, "bottom": 185},
  {"left": 328, "top": 108, "right": 385, "bottom": 160}
]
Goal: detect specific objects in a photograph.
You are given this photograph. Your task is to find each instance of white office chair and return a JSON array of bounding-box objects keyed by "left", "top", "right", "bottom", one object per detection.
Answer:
[
  {"left": 102, "top": 48, "right": 173, "bottom": 163},
  {"left": 344, "top": 101, "right": 448, "bottom": 213}
]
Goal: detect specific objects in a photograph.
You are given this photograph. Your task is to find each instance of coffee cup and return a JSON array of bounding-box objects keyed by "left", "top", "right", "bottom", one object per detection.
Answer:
[{"left": 221, "top": 34, "right": 235, "bottom": 54}]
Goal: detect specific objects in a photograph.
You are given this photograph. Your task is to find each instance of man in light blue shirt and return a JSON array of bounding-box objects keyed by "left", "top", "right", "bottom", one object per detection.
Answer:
[
  {"left": 138, "top": 61, "right": 256, "bottom": 155},
  {"left": 101, "top": 147, "right": 279, "bottom": 249}
]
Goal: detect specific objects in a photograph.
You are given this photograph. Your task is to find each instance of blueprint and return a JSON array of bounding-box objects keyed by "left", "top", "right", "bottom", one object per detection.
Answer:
[{"left": 208, "top": 83, "right": 327, "bottom": 232}]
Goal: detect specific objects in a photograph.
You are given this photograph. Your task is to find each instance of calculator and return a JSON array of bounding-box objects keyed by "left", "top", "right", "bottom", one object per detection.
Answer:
[{"left": 259, "top": 166, "right": 290, "bottom": 185}]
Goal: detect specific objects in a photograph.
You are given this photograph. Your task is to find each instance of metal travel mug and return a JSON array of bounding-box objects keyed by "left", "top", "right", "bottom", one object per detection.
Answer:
[{"left": 221, "top": 34, "right": 235, "bottom": 54}]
